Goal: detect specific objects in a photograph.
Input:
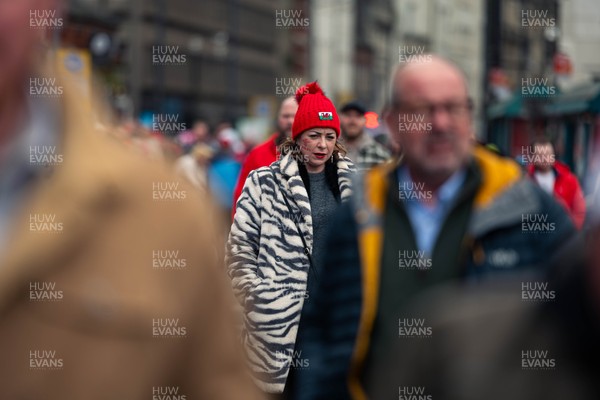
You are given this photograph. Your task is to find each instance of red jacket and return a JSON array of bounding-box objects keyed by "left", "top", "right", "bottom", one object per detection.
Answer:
[
  {"left": 528, "top": 162, "right": 586, "bottom": 229},
  {"left": 231, "top": 134, "right": 280, "bottom": 218}
]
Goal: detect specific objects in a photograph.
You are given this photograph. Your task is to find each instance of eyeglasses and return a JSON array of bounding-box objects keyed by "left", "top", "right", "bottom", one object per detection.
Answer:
[{"left": 397, "top": 99, "right": 473, "bottom": 120}]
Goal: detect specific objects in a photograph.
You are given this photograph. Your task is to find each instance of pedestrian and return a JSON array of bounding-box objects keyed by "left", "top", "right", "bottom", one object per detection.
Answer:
[
  {"left": 339, "top": 100, "right": 390, "bottom": 170},
  {"left": 174, "top": 143, "right": 214, "bottom": 191},
  {"left": 175, "top": 119, "right": 210, "bottom": 153},
  {"left": 371, "top": 217, "right": 598, "bottom": 399},
  {"left": 0, "top": 0, "right": 260, "bottom": 398},
  {"left": 210, "top": 133, "right": 243, "bottom": 216},
  {"left": 226, "top": 81, "right": 354, "bottom": 397},
  {"left": 527, "top": 138, "right": 586, "bottom": 229},
  {"left": 305, "top": 55, "right": 577, "bottom": 399},
  {"left": 232, "top": 96, "right": 298, "bottom": 218}
]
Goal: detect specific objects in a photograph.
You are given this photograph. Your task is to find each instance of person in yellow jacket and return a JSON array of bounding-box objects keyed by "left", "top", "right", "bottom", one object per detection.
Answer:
[{"left": 302, "top": 56, "right": 576, "bottom": 400}]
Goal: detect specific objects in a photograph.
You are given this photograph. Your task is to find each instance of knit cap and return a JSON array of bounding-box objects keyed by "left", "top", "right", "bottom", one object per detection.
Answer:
[{"left": 292, "top": 81, "right": 340, "bottom": 139}]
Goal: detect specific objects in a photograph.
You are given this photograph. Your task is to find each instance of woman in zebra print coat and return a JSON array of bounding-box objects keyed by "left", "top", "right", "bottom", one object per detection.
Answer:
[{"left": 227, "top": 82, "right": 355, "bottom": 396}]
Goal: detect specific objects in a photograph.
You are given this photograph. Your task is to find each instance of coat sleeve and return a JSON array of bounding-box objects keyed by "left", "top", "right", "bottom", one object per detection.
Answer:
[{"left": 226, "top": 170, "right": 266, "bottom": 308}]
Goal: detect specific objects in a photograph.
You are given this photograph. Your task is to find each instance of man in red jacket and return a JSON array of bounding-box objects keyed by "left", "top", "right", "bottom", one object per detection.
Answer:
[
  {"left": 528, "top": 138, "right": 586, "bottom": 229},
  {"left": 232, "top": 96, "right": 298, "bottom": 217}
]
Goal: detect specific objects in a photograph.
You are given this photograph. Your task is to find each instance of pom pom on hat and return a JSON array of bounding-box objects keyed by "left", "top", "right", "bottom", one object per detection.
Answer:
[
  {"left": 295, "top": 81, "right": 324, "bottom": 104},
  {"left": 292, "top": 81, "right": 340, "bottom": 139}
]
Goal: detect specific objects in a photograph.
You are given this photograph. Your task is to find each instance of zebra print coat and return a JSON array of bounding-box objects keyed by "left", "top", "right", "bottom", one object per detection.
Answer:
[{"left": 226, "top": 152, "right": 354, "bottom": 393}]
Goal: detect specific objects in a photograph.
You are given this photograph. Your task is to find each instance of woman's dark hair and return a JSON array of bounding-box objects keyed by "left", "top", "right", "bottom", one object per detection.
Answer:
[{"left": 278, "top": 136, "right": 346, "bottom": 202}]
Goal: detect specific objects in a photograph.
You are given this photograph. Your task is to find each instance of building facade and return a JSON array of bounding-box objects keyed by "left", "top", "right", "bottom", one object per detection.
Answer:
[
  {"left": 66, "top": 0, "right": 296, "bottom": 127},
  {"left": 392, "top": 0, "right": 485, "bottom": 134}
]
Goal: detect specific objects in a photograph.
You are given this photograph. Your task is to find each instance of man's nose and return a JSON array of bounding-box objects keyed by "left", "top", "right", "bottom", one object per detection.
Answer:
[{"left": 430, "top": 107, "right": 453, "bottom": 133}]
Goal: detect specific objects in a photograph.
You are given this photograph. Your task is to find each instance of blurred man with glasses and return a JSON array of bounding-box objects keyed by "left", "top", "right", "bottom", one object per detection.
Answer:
[{"left": 303, "top": 56, "right": 577, "bottom": 400}]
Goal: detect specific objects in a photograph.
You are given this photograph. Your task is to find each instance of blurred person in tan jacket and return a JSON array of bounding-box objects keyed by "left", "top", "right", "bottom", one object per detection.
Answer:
[
  {"left": 175, "top": 144, "right": 215, "bottom": 192},
  {"left": 0, "top": 0, "right": 260, "bottom": 399}
]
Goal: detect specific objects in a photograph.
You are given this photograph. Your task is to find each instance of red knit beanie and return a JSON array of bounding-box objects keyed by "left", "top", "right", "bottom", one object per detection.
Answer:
[{"left": 292, "top": 81, "right": 340, "bottom": 140}]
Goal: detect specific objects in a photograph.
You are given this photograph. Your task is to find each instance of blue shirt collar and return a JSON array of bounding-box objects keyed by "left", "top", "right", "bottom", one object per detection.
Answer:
[{"left": 398, "top": 166, "right": 467, "bottom": 207}]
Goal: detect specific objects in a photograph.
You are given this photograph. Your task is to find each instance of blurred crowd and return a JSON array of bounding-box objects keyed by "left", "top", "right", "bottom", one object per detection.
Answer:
[{"left": 109, "top": 96, "right": 400, "bottom": 220}]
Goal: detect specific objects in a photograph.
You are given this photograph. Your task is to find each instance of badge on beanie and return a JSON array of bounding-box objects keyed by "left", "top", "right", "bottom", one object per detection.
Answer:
[{"left": 318, "top": 112, "right": 333, "bottom": 120}]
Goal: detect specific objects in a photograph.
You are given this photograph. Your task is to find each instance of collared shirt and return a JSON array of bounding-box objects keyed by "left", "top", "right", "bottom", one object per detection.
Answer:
[
  {"left": 398, "top": 166, "right": 467, "bottom": 256},
  {"left": 0, "top": 96, "right": 60, "bottom": 252}
]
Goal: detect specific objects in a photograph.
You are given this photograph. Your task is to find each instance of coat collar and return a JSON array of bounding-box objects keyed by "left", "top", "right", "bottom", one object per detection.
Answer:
[
  {"left": 278, "top": 152, "right": 355, "bottom": 198},
  {"left": 273, "top": 152, "right": 355, "bottom": 250}
]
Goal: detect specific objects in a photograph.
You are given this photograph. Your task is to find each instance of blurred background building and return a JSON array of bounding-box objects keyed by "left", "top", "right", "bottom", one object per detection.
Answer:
[
  {"left": 392, "top": 0, "right": 485, "bottom": 133},
  {"left": 486, "top": 0, "right": 600, "bottom": 181},
  {"left": 559, "top": 0, "right": 600, "bottom": 87},
  {"left": 311, "top": 0, "right": 395, "bottom": 112},
  {"left": 66, "top": 0, "right": 295, "bottom": 126},
  {"left": 59, "top": 0, "right": 600, "bottom": 182}
]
